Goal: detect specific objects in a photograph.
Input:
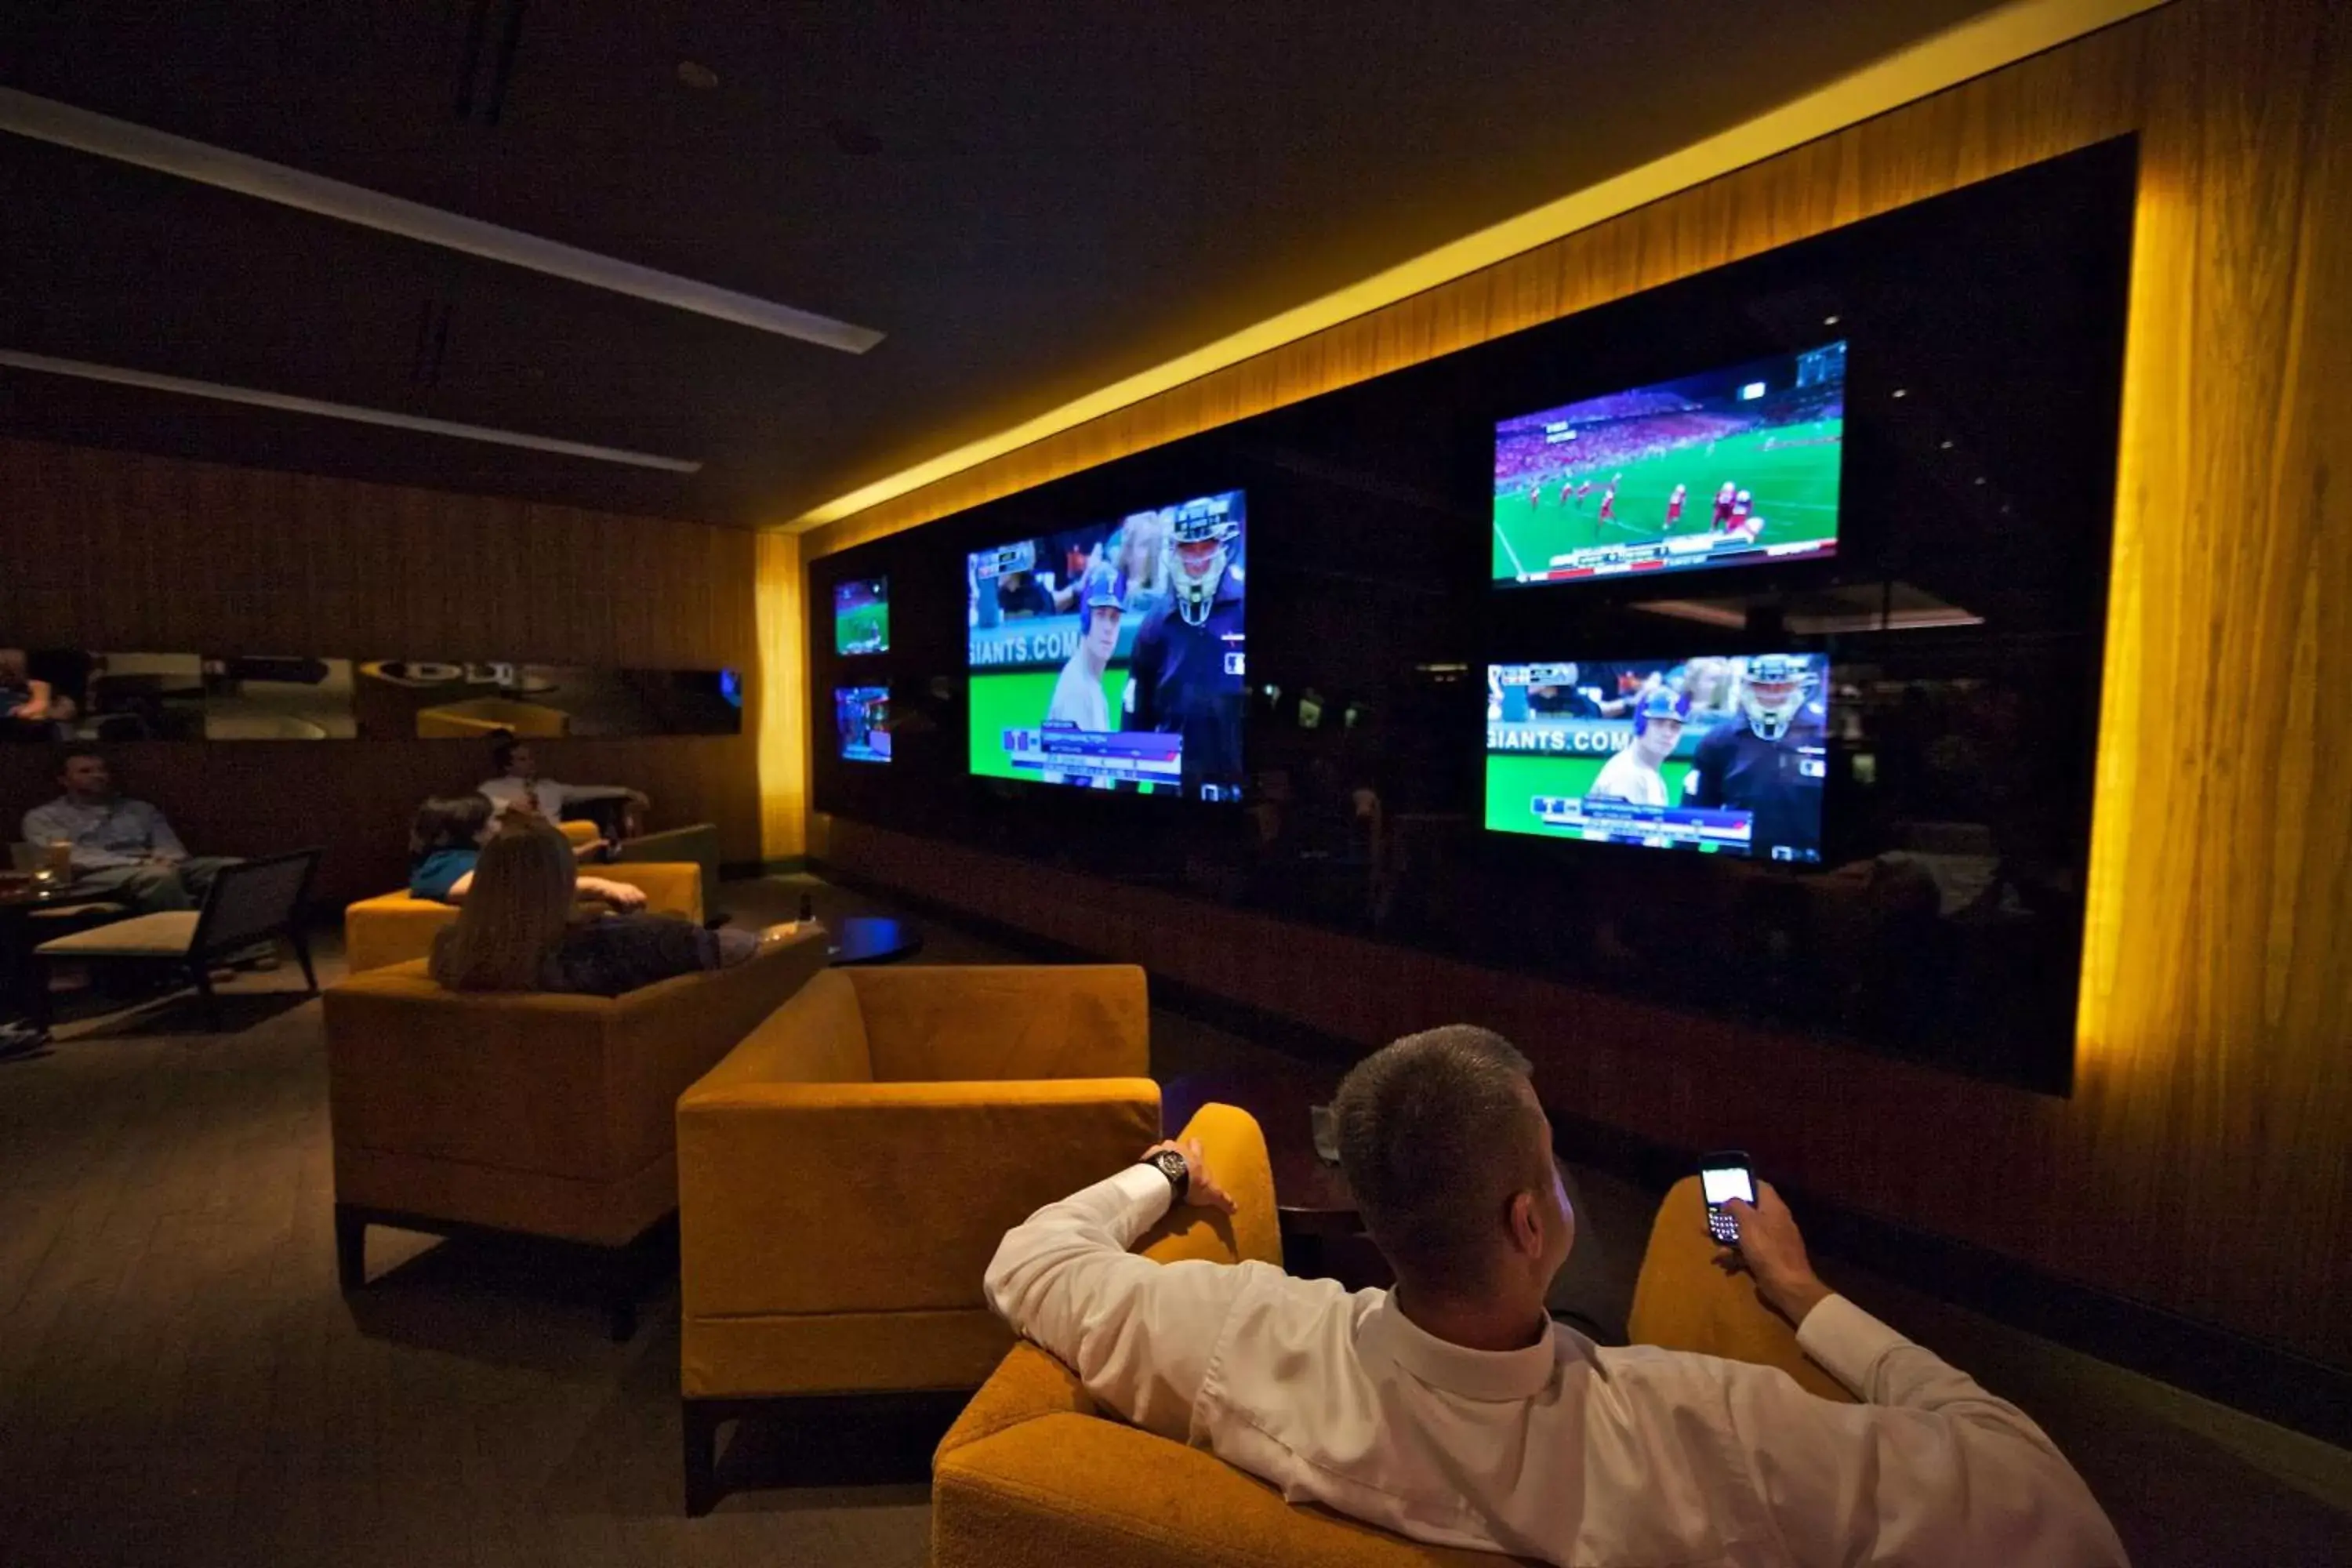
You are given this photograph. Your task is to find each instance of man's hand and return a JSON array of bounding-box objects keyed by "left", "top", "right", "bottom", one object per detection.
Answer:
[
  {"left": 1142, "top": 1136, "right": 1238, "bottom": 1214},
  {"left": 1715, "top": 1181, "right": 1834, "bottom": 1327}
]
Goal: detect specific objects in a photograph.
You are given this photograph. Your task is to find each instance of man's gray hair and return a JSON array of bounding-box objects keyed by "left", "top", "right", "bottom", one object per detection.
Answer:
[{"left": 1333, "top": 1025, "right": 1546, "bottom": 1296}]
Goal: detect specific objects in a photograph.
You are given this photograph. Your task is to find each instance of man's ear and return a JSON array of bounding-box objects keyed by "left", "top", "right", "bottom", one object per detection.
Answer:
[{"left": 1508, "top": 1190, "right": 1544, "bottom": 1260}]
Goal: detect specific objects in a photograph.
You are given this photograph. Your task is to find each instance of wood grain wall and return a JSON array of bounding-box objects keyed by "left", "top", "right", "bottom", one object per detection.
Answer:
[
  {"left": 0, "top": 437, "right": 764, "bottom": 904},
  {"left": 803, "top": 0, "right": 2352, "bottom": 1368}
]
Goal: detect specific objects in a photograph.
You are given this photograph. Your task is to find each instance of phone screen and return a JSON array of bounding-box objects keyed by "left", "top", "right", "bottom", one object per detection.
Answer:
[{"left": 1701, "top": 1167, "right": 1755, "bottom": 1207}]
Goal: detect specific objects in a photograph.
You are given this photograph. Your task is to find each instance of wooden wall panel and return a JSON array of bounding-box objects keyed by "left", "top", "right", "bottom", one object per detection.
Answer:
[
  {"left": 803, "top": 0, "right": 2352, "bottom": 1369},
  {"left": 0, "top": 437, "right": 765, "bottom": 902}
]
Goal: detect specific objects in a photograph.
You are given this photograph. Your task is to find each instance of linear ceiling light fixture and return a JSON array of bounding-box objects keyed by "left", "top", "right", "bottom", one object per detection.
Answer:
[
  {"left": 0, "top": 350, "right": 703, "bottom": 472},
  {"left": 0, "top": 86, "right": 884, "bottom": 354},
  {"left": 784, "top": 0, "right": 2162, "bottom": 531}
]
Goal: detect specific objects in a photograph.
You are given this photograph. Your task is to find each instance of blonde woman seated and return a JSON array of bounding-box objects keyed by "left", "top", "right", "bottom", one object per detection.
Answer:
[
  {"left": 429, "top": 815, "right": 760, "bottom": 996},
  {"left": 406, "top": 796, "right": 649, "bottom": 911}
]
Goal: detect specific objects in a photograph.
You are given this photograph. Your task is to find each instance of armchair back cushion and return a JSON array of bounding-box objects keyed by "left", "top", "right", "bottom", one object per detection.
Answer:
[{"left": 847, "top": 963, "right": 1149, "bottom": 1082}]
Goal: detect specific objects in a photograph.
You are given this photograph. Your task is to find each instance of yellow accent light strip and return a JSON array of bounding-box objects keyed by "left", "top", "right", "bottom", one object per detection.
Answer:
[{"left": 785, "top": 0, "right": 2165, "bottom": 532}]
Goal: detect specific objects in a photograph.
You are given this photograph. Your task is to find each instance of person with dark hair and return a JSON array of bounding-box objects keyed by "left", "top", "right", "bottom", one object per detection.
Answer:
[
  {"left": 477, "top": 737, "right": 649, "bottom": 844},
  {"left": 427, "top": 815, "right": 760, "bottom": 996},
  {"left": 985, "top": 1025, "right": 2123, "bottom": 1566},
  {"left": 20, "top": 746, "right": 238, "bottom": 914},
  {"left": 406, "top": 793, "right": 649, "bottom": 909}
]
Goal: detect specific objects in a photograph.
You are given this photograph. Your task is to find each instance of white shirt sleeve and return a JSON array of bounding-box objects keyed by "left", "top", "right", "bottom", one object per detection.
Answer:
[
  {"left": 1722, "top": 1294, "right": 2129, "bottom": 1566},
  {"left": 984, "top": 1163, "right": 1258, "bottom": 1443}
]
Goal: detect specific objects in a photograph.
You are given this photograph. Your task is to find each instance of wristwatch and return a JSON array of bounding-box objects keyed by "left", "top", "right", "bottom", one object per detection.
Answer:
[{"left": 1142, "top": 1148, "right": 1190, "bottom": 1203}]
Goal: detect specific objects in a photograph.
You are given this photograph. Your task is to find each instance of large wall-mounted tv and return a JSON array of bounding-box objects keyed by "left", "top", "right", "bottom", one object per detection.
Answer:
[
  {"left": 835, "top": 684, "right": 891, "bottom": 763},
  {"left": 1486, "top": 653, "right": 1830, "bottom": 862},
  {"left": 966, "top": 489, "right": 1247, "bottom": 800},
  {"left": 1492, "top": 342, "right": 1846, "bottom": 586},
  {"left": 833, "top": 575, "right": 890, "bottom": 655}
]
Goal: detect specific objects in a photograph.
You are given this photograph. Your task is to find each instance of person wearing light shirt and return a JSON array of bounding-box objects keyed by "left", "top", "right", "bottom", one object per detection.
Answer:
[
  {"left": 477, "top": 738, "right": 648, "bottom": 846},
  {"left": 985, "top": 1025, "right": 2126, "bottom": 1567},
  {"left": 21, "top": 746, "right": 239, "bottom": 914}
]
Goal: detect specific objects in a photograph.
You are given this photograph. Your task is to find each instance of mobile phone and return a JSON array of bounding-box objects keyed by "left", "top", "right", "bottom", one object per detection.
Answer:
[{"left": 1699, "top": 1152, "right": 1756, "bottom": 1247}]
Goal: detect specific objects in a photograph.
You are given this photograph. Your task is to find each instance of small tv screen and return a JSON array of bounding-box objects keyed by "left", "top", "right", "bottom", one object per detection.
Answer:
[
  {"left": 834, "top": 576, "right": 890, "bottom": 655},
  {"left": 835, "top": 684, "right": 891, "bottom": 764},
  {"left": 1485, "top": 653, "right": 1829, "bottom": 862},
  {"left": 967, "top": 489, "right": 1246, "bottom": 800},
  {"left": 1492, "top": 341, "right": 1846, "bottom": 585}
]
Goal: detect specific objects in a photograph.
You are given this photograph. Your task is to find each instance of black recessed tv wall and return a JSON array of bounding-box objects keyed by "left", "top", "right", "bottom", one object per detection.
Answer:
[{"left": 810, "top": 138, "right": 2136, "bottom": 1094}]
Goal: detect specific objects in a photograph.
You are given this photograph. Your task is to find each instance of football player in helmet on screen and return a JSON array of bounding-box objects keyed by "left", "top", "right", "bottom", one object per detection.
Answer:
[
  {"left": 1682, "top": 653, "right": 1828, "bottom": 862},
  {"left": 1124, "top": 498, "right": 1247, "bottom": 800}
]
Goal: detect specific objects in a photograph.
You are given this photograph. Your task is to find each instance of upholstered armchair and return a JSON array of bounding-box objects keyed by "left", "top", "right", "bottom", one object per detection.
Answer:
[
  {"left": 323, "top": 925, "right": 826, "bottom": 1336},
  {"left": 931, "top": 1102, "right": 1513, "bottom": 1566},
  {"left": 674, "top": 963, "right": 1161, "bottom": 1513}
]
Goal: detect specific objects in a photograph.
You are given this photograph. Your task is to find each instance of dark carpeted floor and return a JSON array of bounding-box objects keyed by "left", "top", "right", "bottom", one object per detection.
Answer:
[{"left": 2, "top": 874, "right": 2346, "bottom": 1566}]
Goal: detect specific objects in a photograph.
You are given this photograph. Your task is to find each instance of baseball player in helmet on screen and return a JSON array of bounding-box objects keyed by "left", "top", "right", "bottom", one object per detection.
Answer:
[
  {"left": 1588, "top": 688, "right": 1689, "bottom": 807},
  {"left": 1123, "top": 495, "right": 1246, "bottom": 800},
  {"left": 1682, "top": 654, "right": 1828, "bottom": 862}
]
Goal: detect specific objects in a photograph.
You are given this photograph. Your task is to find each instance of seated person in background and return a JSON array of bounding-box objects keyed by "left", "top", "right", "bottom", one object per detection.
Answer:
[
  {"left": 21, "top": 746, "right": 240, "bottom": 914},
  {"left": 986, "top": 1025, "right": 2125, "bottom": 1566},
  {"left": 429, "top": 815, "right": 769, "bottom": 997},
  {"left": 477, "top": 737, "right": 649, "bottom": 847},
  {"left": 405, "top": 795, "right": 649, "bottom": 911}
]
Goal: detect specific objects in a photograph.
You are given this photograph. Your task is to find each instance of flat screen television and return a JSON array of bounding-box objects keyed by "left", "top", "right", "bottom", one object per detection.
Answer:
[
  {"left": 1485, "top": 653, "right": 1829, "bottom": 862},
  {"left": 833, "top": 575, "right": 890, "bottom": 655},
  {"left": 835, "top": 684, "right": 891, "bottom": 763},
  {"left": 967, "top": 488, "right": 1246, "bottom": 800},
  {"left": 1492, "top": 342, "right": 1846, "bottom": 586}
]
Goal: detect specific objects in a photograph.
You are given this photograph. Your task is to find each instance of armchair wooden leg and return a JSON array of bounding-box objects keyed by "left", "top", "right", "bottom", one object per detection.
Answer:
[
  {"left": 190, "top": 963, "right": 223, "bottom": 1031},
  {"left": 682, "top": 1399, "right": 721, "bottom": 1516},
  {"left": 289, "top": 930, "right": 318, "bottom": 995},
  {"left": 334, "top": 1206, "right": 368, "bottom": 1293}
]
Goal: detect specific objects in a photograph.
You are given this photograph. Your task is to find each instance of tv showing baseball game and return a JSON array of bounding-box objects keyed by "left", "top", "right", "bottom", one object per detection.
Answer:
[
  {"left": 836, "top": 684, "right": 891, "bottom": 763},
  {"left": 833, "top": 576, "right": 890, "bottom": 655},
  {"left": 967, "top": 488, "right": 1246, "bottom": 800},
  {"left": 1492, "top": 342, "right": 1846, "bottom": 585},
  {"left": 1485, "top": 652, "right": 1829, "bottom": 862}
]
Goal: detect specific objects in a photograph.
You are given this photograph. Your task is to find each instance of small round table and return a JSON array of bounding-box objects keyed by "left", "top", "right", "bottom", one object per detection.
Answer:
[
  {"left": 826, "top": 916, "right": 924, "bottom": 967},
  {"left": 0, "top": 884, "right": 122, "bottom": 1056}
]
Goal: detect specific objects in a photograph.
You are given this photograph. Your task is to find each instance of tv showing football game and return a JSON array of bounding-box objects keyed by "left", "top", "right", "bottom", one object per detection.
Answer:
[
  {"left": 835, "top": 684, "right": 891, "bottom": 764},
  {"left": 967, "top": 489, "right": 1246, "bottom": 800},
  {"left": 1492, "top": 341, "right": 1846, "bottom": 585},
  {"left": 834, "top": 576, "right": 890, "bottom": 655},
  {"left": 1486, "top": 653, "right": 1829, "bottom": 862}
]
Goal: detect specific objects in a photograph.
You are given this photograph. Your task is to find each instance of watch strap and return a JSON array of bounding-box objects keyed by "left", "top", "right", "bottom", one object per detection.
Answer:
[{"left": 1144, "top": 1148, "right": 1190, "bottom": 1203}]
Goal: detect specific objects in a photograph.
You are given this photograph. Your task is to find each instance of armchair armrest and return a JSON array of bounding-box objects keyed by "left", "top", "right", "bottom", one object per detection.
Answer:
[
  {"left": 603, "top": 927, "right": 828, "bottom": 1174},
  {"left": 677, "top": 1077, "right": 1160, "bottom": 1321},
  {"left": 845, "top": 964, "right": 1149, "bottom": 1082},
  {"left": 590, "top": 862, "right": 702, "bottom": 924},
  {"left": 1137, "top": 1102, "right": 1282, "bottom": 1270}
]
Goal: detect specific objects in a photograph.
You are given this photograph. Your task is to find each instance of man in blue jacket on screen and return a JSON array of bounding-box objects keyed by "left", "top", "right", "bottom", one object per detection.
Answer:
[{"left": 1123, "top": 503, "right": 1245, "bottom": 800}]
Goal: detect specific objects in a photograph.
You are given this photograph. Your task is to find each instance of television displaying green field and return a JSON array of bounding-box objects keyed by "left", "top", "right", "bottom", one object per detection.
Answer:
[
  {"left": 833, "top": 576, "right": 889, "bottom": 655},
  {"left": 1493, "top": 342, "right": 1846, "bottom": 586},
  {"left": 967, "top": 490, "right": 1245, "bottom": 799}
]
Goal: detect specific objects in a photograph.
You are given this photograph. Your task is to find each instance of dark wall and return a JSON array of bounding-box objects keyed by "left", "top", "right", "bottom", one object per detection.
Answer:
[
  {"left": 811, "top": 143, "right": 2136, "bottom": 1094},
  {"left": 0, "top": 437, "right": 762, "bottom": 904}
]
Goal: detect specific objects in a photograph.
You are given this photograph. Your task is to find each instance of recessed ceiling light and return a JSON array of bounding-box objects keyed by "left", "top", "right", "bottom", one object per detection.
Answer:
[
  {"left": 0, "top": 86, "right": 881, "bottom": 354},
  {"left": 1823, "top": 314, "right": 1841, "bottom": 325},
  {"left": 677, "top": 60, "right": 720, "bottom": 91},
  {"left": 1891, "top": 388, "right": 1907, "bottom": 398},
  {"left": 0, "top": 349, "right": 703, "bottom": 472}
]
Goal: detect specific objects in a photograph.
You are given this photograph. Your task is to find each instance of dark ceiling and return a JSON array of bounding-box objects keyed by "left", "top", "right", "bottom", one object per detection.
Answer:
[{"left": 0, "top": 0, "right": 2006, "bottom": 527}]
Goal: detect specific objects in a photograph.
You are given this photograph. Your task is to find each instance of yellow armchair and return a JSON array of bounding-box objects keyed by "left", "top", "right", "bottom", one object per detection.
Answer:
[
  {"left": 932, "top": 1102, "right": 1510, "bottom": 1566},
  {"left": 342, "top": 861, "right": 702, "bottom": 974},
  {"left": 323, "top": 924, "right": 827, "bottom": 1337},
  {"left": 676, "top": 963, "right": 1162, "bottom": 1512}
]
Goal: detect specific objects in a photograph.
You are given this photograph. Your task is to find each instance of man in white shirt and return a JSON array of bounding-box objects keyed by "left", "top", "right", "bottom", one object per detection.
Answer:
[
  {"left": 478, "top": 739, "right": 648, "bottom": 842},
  {"left": 1588, "top": 687, "right": 1687, "bottom": 806},
  {"left": 985, "top": 1025, "right": 2126, "bottom": 1566}
]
